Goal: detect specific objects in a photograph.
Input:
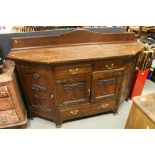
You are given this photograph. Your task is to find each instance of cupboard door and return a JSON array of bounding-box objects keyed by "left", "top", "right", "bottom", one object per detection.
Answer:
[
  {"left": 20, "top": 65, "right": 54, "bottom": 114},
  {"left": 92, "top": 69, "right": 123, "bottom": 102},
  {"left": 56, "top": 75, "right": 91, "bottom": 108}
]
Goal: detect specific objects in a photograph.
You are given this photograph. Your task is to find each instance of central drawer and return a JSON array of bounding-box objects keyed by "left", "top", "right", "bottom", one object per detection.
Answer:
[
  {"left": 54, "top": 64, "right": 92, "bottom": 77},
  {"left": 60, "top": 100, "right": 117, "bottom": 120},
  {"left": 94, "top": 60, "right": 124, "bottom": 71}
]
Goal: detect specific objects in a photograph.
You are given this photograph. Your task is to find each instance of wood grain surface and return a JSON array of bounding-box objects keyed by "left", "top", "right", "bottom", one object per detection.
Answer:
[
  {"left": 8, "top": 42, "right": 143, "bottom": 64},
  {"left": 11, "top": 29, "right": 135, "bottom": 49},
  {"left": 133, "top": 93, "right": 155, "bottom": 123}
]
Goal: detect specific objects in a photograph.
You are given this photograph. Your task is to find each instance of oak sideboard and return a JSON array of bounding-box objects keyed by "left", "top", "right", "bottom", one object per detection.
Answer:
[{"left": 8, "top": 29, "right": 143, "bottom": 127}]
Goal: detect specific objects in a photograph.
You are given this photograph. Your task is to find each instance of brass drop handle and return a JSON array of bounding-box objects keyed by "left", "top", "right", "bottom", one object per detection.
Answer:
[
  {"left": 69, "top": 68, "right": 79, "bottom": 74},
  {"left": 70, "top": 110, "right": 79, "bottom": 115},
  {"left": 50, "top": 94, "right": 54, "bottom": 100},
  {"left": 101, "top": 104, "right": 109, "bottom": 109},
  {"left": 105, "top": 64, "right": 114, "bottom": 69}
]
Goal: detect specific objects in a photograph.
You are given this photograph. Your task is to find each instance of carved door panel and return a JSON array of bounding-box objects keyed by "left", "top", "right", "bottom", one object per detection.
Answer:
[
  {"left": 119, "top": 57, "right": 138, "bottom": 104},
  {"left": 20, "top": 65, "right": 54, "bottom": 113},
  {"left": 92, "top": 69, "right": 123, "bottom": 103},
  {"left": 56, "top": 75, "right": 91, "bottom": 108}
]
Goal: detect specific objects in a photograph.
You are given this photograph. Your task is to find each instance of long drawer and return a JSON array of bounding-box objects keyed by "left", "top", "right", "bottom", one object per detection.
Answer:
[
  {"left": 94, "top": 60, "right": 124, "bottom": 71},
  {"left": 60, "top": 100, "right": 117, "bottom": 120},
  {"left": 55, "top": 64, "right": 92, "bottom": 77}
]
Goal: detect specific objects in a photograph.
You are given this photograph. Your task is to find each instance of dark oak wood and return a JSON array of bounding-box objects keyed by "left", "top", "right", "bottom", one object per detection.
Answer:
[
  {"left": 60, "top": 100, "right": 117, "bottom": 120},
  {"left": 11, "top": 29, "right": 135, "bottom": 49},
  {"left": 15, "top": 63, "right": 55, "bottom": 120},
  {"left": 92, "top": 69, "right": 124, "bottom": 103},
  {"left": 54, "top": 64, "right": 92, "bottom": 77},
  {"left": 118, "top": 56, "right": 138, "bottom": 106},
  {"left": 56, "top": 75, "right": 91, "bottom": 108},
  {"left": 94, "top": 60, "right": 124, "bottom": 71},
  {"left": 7, "top": 30, "right": 144, "bottom": 127},
  {"left": 8, "top": 42, "right": 143, "bottom": 65}
]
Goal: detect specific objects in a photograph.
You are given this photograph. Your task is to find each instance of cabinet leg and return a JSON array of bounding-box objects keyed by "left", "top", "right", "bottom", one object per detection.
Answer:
[
  {"left": 28, "top": 116, "right": 34, "bottom": 120},
  {"left": 55, "top": 120, "right": 62, "bottom": 128},
  {"left": 113, "top": 109, "right": 118, "bottom": 115},
  {"left": 56, "top": 124, "right": 62, "bottom": 128},
  {"left": 126, "top": 98, "right": 130, "bottom": 102},
  {"left": 28, "top": 114, "right": 34, "bottom": 120},
  {"left": 19, "top": 124, "right": 27, "bottom": 129}
]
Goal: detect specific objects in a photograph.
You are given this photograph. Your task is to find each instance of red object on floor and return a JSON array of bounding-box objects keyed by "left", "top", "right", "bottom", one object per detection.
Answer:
[{"left": 130, "top": 69, "right": 149, "bottom": 99}]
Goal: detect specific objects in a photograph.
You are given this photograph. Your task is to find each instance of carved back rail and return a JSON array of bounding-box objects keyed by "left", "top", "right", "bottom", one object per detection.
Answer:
[{"left": 11, "top": 29, "right": 135, "bottom": 50}]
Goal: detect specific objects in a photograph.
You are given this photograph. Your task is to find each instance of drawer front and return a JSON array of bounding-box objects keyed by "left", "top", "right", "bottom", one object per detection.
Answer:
[
  {"left": 0, "top": 98, "right": 14, "bottom": 111},
  {"left": 0, "top": 109, "right": 19, "bottom": 127},
  {"left": 0, "top": 86, "right": 10, "bottom": 98},
  {"left": 94, "top": 60, "right": 124, "bottom": 71},
  {"left": 55, "top": 64, "right": 92, "bottom": 77},
  {"left": 60, "top": 100, "right": 117, "bottom": 120}
]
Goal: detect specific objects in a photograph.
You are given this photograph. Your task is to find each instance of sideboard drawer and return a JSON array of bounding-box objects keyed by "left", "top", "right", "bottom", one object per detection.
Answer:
[
  {"left": 0, "top": 86, "right": 10, "bottom": 98},
  {"left": 0, "top": 109, "right": 19, "bottom": 126},
  {"left": 94, "top": 60, "right": 124, "bottom": 71},
  {"left": 60, "top": 100, "right": 117, "bottom": 120},
  {"left": 0, "top": 98, "right": 14, "bottom": 111},
  {"left": 55, "top": 64, "right": 92, "bottom": 77}
]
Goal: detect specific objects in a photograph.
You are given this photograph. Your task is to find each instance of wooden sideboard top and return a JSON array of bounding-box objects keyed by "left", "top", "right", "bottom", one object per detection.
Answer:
[
  {"left": 133, "top": 93, "right": 155, "bottom": 123},
  {"left": 7, "top": 29, "right": 143, "bottom": 64},
  {"left": 0, "top": 60, "right": 15, "bottom": 83},
  {"left": 8, "top": 42, "right": 143, "bottom": 64}
]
